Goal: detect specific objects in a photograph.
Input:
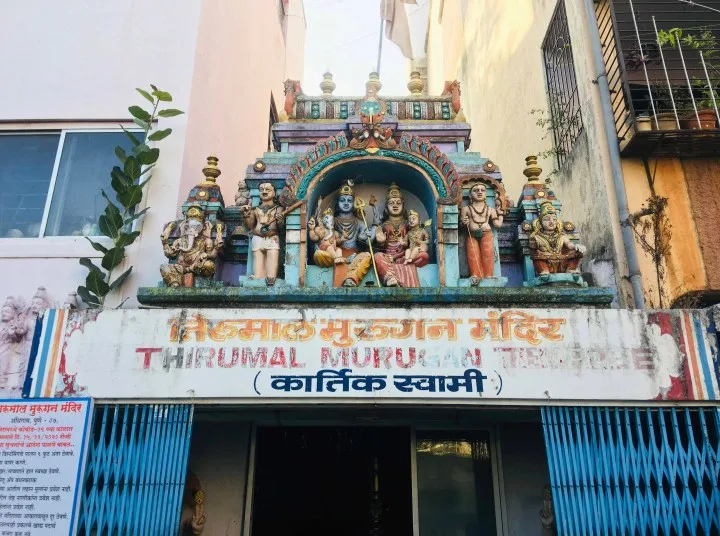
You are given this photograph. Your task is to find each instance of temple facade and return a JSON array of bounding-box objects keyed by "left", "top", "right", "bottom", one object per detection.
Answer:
[{"left": 5, "top": 68, "right": 716, "bottom": 536}]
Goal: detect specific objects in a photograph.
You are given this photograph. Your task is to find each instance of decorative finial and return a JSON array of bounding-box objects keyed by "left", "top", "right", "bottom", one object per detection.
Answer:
[
  {"left": 523, "top": 155, "right": 543, "bottom": 183},
  {"left": 407, "top": 71, "right": 424, "bottom": 95},
  {"left": 366, "top": 71, "right": 382, "bottom": 97},
  {"left": 320, "top": 72, "right": 336, "bottom": 95},
  {"left": 202, "top": 155, "right": 221, "bottom": 184}
]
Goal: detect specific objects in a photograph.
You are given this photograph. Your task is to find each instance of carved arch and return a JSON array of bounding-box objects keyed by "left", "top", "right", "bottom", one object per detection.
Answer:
[{"left": 280, "top": 132, "right": 461, "bottom": 207}]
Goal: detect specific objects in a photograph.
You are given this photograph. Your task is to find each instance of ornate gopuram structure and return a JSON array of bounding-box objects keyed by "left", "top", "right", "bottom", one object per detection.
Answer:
[{"left": 23, "top": 74, "right": 720, "bottom": 535}]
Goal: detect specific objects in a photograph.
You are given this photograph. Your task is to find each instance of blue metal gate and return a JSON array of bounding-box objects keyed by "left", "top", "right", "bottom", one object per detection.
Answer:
[
  {"left": 77, "top": 404, "right": 194, "bottom": 535},
  {"left": 542, "top": 407, "right": 720, "bottom": 535}
]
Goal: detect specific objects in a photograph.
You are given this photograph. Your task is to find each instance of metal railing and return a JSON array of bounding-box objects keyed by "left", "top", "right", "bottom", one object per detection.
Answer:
[{"left": 596, "top": 0, "right": 720, "bottom": 156}]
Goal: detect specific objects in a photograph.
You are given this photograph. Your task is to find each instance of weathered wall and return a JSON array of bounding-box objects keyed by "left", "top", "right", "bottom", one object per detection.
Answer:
[
  {"left": 424, "top": 0, "right": 629, "bottom": 304},
  {"left": 682, "top": 159, "right": 720, "bottom": 290},
  {"left": 186, "top": 420, "right": 251, "bottom": 535},
  {"left": 499, "top": 422, "right": 550, "bottom": 536},
  {"left": 623, "top": 158, "right": 707, "bottom": 306}
]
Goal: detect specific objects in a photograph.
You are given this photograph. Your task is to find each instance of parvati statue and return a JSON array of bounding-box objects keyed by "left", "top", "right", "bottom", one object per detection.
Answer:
[{"left": 529, "top": 202, "right": 585, "bottom": 275}]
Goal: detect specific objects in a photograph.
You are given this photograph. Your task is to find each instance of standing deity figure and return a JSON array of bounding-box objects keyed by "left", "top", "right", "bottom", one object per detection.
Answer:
[
  {"left": 0, "top": 297, "right": 27, "bottom": 393},
  {"left": 160, "top": 206, "right": 225, "bottom": 288},
  {"left": 529, "top": 202, "right": 585, "bottom": 275},
  {"left": 241, "top": 182, "right": 284, "bottom": 286},
  {"left": 461, "top": 182, "right": 504, "bottom": 284},
  {"left": 403, "top": 210, "right": 430, "bottom": 265},
  {"left": 374, "top": 183, "right": 430, "bottom": 287},
  {"left": 308, "top": 207, "right": 344, "bottom": 265}
]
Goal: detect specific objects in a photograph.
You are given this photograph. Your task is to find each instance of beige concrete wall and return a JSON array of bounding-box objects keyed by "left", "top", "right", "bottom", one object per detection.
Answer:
[
  {"left": 425, "top": 0, "right": 630, "bottom": 303},
  {"left": 623, "top": 158, "right": 708, "bottom": 307},
  {"left": 186, "top": 420, "right": 251, "bottom": 535}
]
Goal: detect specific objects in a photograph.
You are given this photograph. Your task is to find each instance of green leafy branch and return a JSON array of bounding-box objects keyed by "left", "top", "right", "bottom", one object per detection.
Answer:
[{"left": 78, "top": 85, "right": 183, "bottom": 307}]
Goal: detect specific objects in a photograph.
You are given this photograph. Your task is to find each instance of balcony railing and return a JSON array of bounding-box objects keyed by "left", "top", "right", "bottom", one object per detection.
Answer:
[{"left": 596, "top": 0, "right": 720, "bottom": 157}]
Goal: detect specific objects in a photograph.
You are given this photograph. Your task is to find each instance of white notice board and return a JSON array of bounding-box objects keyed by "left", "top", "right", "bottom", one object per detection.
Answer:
[{"left": 0, "top": 398, "right": 92, "bottom": 535}]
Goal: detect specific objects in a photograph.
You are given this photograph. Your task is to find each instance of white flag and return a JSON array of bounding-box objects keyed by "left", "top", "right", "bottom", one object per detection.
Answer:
[{"left": 380, "top": 0, "right": 417, "bottom": 59}]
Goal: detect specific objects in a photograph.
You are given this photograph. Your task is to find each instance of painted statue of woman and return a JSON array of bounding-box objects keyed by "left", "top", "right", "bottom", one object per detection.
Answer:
[
  {"left": 314, "top": 180, "right": 378, "bottom": 287},
  {"left": 373, "top": 183, "right": 429, "bottom": 287}
]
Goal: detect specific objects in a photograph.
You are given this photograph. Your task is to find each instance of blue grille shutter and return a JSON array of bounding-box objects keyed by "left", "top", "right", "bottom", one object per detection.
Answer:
[
  {"left": 77, "top": 404, "right": 193, "bottom": 535},
  {"left": 542, "top": 406, "right": 720, "bottom": 536}
]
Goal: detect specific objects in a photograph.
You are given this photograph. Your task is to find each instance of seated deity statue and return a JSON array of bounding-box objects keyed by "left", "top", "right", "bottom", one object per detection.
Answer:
[
  {"left": 529, "top": 201, "right": 585, "bottom": 275},
  {"left": 373, "top": 183, "right": 430, "bottom": 287},
  {"left": 403, "top": 210, "right": 430, "bottom": 265},
  {"left": 461, "top": 182, "right": 504, "bottom": 284},
  {"left": 309, "top": 207, "right": 344, "bottom": 265},
  {"left": 313, "top": 180, "right": 376, "bottom": 286},
  {"left": 160, "top": 206, "right": 224, "bottom": 288}
]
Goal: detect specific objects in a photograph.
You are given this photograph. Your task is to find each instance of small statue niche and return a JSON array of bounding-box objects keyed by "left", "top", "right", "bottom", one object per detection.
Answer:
[
  {"left": 240, "top": 181, "right": 286, "bottom": 286},
  {"left": 159, "top": 156, "right": 226, "bottom": 288},
  {"left": 160, "top": 206, "right": 225, "bottom": 288},
  {"left": 528, "top": 201, "right": 585, "bottom": 276},
  {"left": 459, "top": 177, "right": 507, "bottom": 287}
]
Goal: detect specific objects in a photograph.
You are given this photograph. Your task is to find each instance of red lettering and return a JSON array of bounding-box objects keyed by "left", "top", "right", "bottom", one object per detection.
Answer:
[
  {"left": 396, "top": 348, "right": 416, "bottom": 369},
  {"left": 269, "top": 348, "right": 287, "bottom": 368},
  {"left": 373, "top": 347, "right": 393, "bottom": 369},
  {"left": 289, "top": 347, "right": 305, "bottom": 368},
  {"left": 466, "top": 348, "right": 482, "bottom": 367},
  {"left": 242, "top": 347, "right": 268, "bottom": 367},
  {"left": 218, "top": 348, "right": 239, "bottom": 368},
  {"left": 352, "top": 348, "right": 371, "bottom": 368},
  {"left": 136, "top": 348, "right": 162, "bottom": 369}
]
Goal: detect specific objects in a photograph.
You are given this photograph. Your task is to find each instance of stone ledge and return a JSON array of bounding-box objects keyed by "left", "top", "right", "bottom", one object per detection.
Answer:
[{"left": 137, "top": 286, "right": 615, "bottom": 308}]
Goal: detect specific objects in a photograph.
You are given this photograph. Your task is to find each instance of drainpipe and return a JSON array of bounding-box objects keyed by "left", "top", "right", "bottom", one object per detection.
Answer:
[{"left": 583, "top": 0, "right": 646, "bottom": 309}]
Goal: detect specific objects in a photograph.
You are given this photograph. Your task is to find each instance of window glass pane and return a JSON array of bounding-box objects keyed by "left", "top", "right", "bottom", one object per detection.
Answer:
[
  {"left": 0, "top": 133, "right": 59, "bottom": 238},
  {"left": 416, "top": 431, "right": 497, "bottom": 535},
  {"left": 44, "top": 131, "right": 140, "bottom": 237}
]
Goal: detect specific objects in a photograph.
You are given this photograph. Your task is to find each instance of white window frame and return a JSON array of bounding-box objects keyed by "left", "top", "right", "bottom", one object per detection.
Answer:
[{"left": 0, "top": 125, "right": 145, "bottom": 258}]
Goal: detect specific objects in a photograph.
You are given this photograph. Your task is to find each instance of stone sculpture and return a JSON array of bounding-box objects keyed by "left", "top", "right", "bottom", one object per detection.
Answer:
[
  {"left": 160, "top": 206, "right": 225, "bottom": 288},
  {"left": 179, "top": 472, "right": 206, "bottom": 535},
  {"left": 308, "top": 207, "right": 344, "bottom": 265},
  {"left": 540, "top": 484, "right": 557, "bottom": 535},
  {"left": 461, "top": 181, "right": 504, "bottom": 284},
  {"left": 241, "top": 182, "right": 284, "bottom": 286},
  {"left": 373, "top": 183, "right": 429, "bottom": 287},
  {"left": 318, "top": 180, "right": 376, "bottom": 287},
  {"left": 529, "top": 201, "right": 585, "bottom": 275}
]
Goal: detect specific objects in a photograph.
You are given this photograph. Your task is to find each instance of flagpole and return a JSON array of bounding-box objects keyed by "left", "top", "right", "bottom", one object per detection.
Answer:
[{"left": 377, "top": 18, "right": 384, "bottom": 75}]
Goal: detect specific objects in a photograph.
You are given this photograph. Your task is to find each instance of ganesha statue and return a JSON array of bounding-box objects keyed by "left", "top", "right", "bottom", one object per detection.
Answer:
[
  {"left": 160, "top": 206, "right": 225, "bottom": 288},
  {"left": 528, "top": 201, "right": 585, "bottom": 276}
]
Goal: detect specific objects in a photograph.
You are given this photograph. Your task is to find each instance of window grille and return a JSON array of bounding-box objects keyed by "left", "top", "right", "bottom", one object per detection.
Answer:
[{"left": 542, "top": 0, "right": 584, "bottom": 167}]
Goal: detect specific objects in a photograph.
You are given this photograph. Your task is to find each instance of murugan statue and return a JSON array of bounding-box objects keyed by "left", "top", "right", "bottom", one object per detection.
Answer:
[
  {"left": 241, "top": 182, "right": 285, "bottom": 286},
  {"left": 529, "top": 201, "right": 585, "bottom": 275},
  {"left": 160, "top": 206, "right": 225, "bottom": 288},
  {"left": 315, "top": 180, "right": 376, "bottom": 287},
  {"left": 461, "top": 182, "right": 504, "bottom": 284},
  {"left": 374, "top": 183, "right": 429, "bottom": 287}
]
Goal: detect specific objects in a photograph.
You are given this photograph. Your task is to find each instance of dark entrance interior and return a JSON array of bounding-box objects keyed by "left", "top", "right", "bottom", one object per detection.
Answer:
[{"left": 251, "top": 426, "right": 412, "bottom": 536}]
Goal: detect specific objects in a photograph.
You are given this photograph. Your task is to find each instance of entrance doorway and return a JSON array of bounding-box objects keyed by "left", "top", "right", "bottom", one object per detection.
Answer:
[{"left": 250, "top": 426, "right": 413, "bottom": 536}]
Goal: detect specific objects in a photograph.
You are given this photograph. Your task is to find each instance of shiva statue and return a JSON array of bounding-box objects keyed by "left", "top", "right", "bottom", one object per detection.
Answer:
[
  {"left": 529, "top": 201, "right": 585, "bottom": 275},
  {"left": 160, "top": 206, "right": 225, "bottom": 288},
  {"left": 373, "top": 183, "right": 429, "bottom": 287},
  {"left": 314, "top": 180, "right": 379, "bottom": 287}
]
